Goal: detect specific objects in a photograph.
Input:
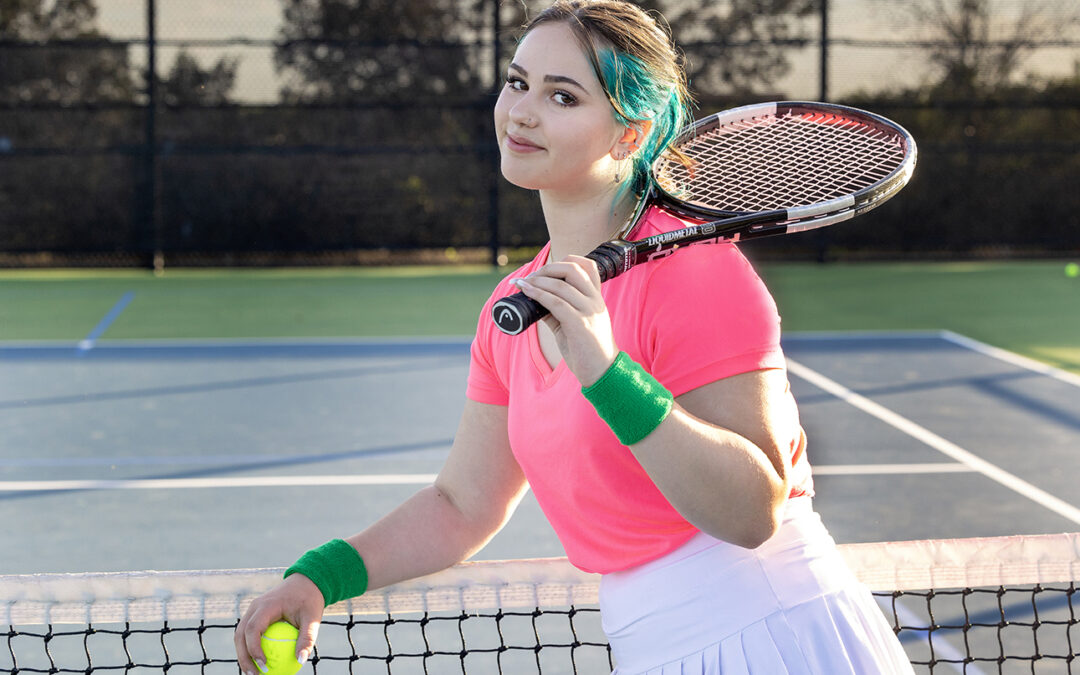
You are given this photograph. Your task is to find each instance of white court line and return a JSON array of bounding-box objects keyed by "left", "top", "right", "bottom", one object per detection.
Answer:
[
  {"left": 77, "top": 291, "right": 136, "bottom": 353},
  {"left": 0, "top": 465, "right": 971, "bottom": 491},
  {"left": 812, "top": 463, "right": 973, "bottom": 476},
  {"left": 0, "top": 474, "right": 438, "bottom": 492},
  {"left": 787, "top": 358, "right": 1080, "bottom": 525},
  {"left": 940, "top": 330, "right": 1080, "bottom": 389},
  {"left": 0, "top": 466, "right": 973, "bottom": 491},
  {"left": 785, "top": 330, "right": 944, "bottom": 341}
]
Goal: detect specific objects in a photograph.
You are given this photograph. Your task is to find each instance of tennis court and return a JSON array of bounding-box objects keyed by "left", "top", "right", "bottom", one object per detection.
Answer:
[
  {"left": 3, "top": 327, "right": 1078, "bottom": 576},
  {"left": 4, "top": 0, "right": 1079, "bottom": 668},
  {"left": 2, "top": 270, "right": 1079, "bottom": 673}
]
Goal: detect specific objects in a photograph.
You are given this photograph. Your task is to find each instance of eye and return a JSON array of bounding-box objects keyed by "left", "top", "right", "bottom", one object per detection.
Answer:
[
  {"left": 505, "top": 75, "right": 527, "bottom": 91},
  {"left": 552, "top": 91, "right": 577, "bottom": 107}
]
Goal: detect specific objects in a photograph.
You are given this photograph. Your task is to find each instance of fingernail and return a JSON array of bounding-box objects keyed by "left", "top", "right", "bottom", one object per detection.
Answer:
[
  {"left": 297, "top": 649, "right": 309, "bottom": 665},
  {"left": 255, "top": 660, "right": 267, "bottom": 673}
]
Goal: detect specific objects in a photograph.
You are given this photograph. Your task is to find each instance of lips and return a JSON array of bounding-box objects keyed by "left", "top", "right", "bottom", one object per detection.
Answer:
[{"left": 505, "top": 133, "right": 544, "bottom": 153}]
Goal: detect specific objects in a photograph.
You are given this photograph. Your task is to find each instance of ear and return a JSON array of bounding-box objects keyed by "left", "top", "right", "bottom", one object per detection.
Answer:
[{"left": 610, "top": 119, "right": 653, "bottom": 159}]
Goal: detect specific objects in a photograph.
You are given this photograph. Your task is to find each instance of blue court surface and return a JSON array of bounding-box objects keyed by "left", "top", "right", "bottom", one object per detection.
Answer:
[{"left": 1, "top": 331, "right": 1077, "bottom": 575}]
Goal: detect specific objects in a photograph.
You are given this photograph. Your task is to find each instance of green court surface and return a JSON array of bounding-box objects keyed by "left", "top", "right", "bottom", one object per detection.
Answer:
[
  {"left": 760, "top": 261, "right": 1080, "bottom": 375},
  {"left": 1, "top": 260, "right": 1078, "bottom": 373},
  {"left": 0, "top": 266, "right": 505, "bottom": 340}
]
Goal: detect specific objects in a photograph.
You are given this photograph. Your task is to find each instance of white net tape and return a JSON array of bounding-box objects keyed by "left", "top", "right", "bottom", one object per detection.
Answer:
[{"left": 4, "top": 533, "right": 1078, "bottom": 626}]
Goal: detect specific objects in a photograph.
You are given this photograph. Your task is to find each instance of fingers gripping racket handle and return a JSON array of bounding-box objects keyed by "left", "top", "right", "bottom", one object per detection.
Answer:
[{"left": 491, "top": 240, "right": 635, "bottom": 335}]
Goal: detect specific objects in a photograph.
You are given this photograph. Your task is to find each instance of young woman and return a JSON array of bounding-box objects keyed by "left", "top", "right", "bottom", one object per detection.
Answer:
[{"left": 236, "top": 2, "right": 914, "bottom": 673}]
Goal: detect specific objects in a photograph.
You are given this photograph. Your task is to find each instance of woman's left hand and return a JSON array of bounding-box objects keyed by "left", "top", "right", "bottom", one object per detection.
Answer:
[{"left": 513, "top": 254, "right": 618, "bottom": 386}]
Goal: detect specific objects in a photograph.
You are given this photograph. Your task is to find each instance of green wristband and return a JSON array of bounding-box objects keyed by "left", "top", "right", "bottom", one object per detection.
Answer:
[
  {"left": 581, "top": 351, "right": 674, "bottom": 446},
  {"left": 284, "top": 539, "right": 368, "bottom": 606}
]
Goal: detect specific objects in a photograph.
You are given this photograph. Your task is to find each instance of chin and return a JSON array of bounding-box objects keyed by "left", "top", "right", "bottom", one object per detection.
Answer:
[{"left": 499, "top": 160, "right": 544, "bottom": 191}]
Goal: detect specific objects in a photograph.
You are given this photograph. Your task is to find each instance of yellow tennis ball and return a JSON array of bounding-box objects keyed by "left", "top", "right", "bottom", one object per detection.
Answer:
[
  {"left": 259, "top": 621, "right": 303, "bottom": 675},
  {"left": 1066, "top": 262, "right": 1079, "bottom": 278}
]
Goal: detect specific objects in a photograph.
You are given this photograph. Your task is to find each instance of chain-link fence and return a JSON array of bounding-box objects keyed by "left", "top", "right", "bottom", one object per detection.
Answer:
[{"left": 2, "top": 0, "right": 1079, "bottom": 267}]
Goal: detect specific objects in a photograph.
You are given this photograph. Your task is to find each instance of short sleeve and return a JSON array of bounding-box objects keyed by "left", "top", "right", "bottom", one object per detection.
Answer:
[
  {"left": 639, "top": 243, "right": 786, "bottom": 397},
  {"left": 466, "top": 292, "right": 511, "bottom": 406}
]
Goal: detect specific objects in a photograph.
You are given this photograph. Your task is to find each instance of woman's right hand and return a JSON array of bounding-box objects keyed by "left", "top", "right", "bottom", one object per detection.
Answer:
[{"left": 234, "top": 573, "right": 325, "bottom": 675}]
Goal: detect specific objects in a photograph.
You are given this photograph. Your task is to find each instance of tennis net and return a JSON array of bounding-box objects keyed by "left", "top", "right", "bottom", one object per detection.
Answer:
[{"left": 3, "top": 533, "right": 1078, "bottom": 674}]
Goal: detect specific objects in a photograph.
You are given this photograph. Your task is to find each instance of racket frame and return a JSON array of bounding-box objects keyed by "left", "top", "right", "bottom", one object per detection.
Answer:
[{"left": 492, "top": 101, "right": 917, "bottom": 335}]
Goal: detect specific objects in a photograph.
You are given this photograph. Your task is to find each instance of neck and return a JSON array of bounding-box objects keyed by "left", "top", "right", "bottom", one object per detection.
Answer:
[{"left": 539, "top": 184, "right": 637, "bottom": 263}]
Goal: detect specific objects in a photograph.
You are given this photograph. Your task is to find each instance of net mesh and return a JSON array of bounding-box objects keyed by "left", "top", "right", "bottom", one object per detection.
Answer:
[
  {"left": 656, "top": 105, "right": 911, "bottom": 214},
  {"left": 3, "top": 533, "right": 1078, "bottom": 674}
]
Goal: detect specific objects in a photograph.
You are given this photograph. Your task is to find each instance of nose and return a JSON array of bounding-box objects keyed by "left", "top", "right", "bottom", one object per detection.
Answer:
[{"left": 508, "top": 98, "right": 537, "bottom": 128}]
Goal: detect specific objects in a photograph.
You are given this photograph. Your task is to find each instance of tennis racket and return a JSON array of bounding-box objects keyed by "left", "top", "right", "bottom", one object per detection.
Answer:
[{"left": 491, "top": 100, "right": 917, "bottom": 335}]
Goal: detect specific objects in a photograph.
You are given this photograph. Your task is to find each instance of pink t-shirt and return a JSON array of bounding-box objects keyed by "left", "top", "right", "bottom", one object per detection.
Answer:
[{"left": 466, "top": 207, "right": 813, "bottom": 574}]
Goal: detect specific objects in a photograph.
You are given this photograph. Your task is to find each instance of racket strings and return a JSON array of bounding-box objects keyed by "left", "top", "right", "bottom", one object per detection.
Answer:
[{"left": 657, "top": 112, "right": 908, "bottom": 213}]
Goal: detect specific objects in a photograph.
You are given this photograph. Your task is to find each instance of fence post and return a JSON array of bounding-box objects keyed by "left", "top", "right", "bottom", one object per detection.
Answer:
[
  {"left": 814, "top": 0, "right": 833, "bottom": 262},
  {"left": 143, "top": 0, "right": 162, "bottom": 273},
  {"left": 819, "top": 0, "right": 829, "bottom": 102},
  {"left": 488, "top": 0, "right": 502, "bottom": 268}
]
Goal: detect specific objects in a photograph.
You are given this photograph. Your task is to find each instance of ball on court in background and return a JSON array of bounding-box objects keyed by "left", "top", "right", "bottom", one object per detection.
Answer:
[
  {"left": 259, "top": 621, "right": 303, "bottom": 675},
  {"left": 1066, "top": 262, "right": 1080, "bottom": 278}
]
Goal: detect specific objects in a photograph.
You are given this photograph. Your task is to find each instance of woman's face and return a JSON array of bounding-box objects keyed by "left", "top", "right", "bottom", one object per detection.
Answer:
[{"left": 493, "top": 22, "right": 625, "bottom": 196}]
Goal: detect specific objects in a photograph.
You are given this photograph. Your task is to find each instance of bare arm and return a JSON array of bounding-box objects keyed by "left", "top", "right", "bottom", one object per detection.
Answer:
[
  {"left": 352, "top": 400, "right": 528, "bottom": 591},
  {"left": 628, "top": 369, "right": 796, "bottom": 548},
  {"left": 234, "top": 400, "right": 526, "bottom": 675}
]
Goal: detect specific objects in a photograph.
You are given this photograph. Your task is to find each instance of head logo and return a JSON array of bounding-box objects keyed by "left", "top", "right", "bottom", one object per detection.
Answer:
[{"left": 495, "top": 304, "right": 522, "bottom": 334}]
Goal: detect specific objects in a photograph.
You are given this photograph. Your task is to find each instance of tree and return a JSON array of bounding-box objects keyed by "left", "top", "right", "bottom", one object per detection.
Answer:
[
  {"left": 1, "top": 0, "right": 95, "bottom": 40},
  {"left": 496, "top": 0, "right": 816, "bottom": 101},
  {"left": 0, "top": 0, "right": 135, "bottom": 104},
  {"left": 274, "top": 0, "right": 490, "bottom": 103},
  {"left": 276, "top": 0, "right": 815, "bottom": 104},
  {"left": 160, "top": 50, "right": 239, "bottom": 107},
  {"left": 660, "top": 0, "right": 817, "bottom": 98},
  {"left": 877, "top": 0, "right": 1080, "bottom": 95}
]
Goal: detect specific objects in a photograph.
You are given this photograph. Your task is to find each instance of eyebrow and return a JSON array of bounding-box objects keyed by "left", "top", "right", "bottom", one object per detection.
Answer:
[{"left": 508, "top": 63, "right": 588, "bottom": 92}]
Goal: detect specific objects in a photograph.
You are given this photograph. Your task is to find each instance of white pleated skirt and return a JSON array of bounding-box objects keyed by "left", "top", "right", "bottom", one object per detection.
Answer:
[{"left": 599, "top": 498, "right": 914, "bottom": 675}]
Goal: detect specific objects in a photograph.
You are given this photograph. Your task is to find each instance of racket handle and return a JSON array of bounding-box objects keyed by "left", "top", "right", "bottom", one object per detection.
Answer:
[
  {"left": 492, "top": 292, "right": 546, "bottom": 336},
  {"left": 491, "top": 240, "right": 636, "bottom": 336},
  {"left": 587, "top": 240, "right": 636, "bottom": 282}
]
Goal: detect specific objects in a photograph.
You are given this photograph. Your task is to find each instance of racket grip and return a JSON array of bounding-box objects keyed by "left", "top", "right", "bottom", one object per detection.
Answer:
[
  {"left": 492, "top": 292, "right": 547, "bottom": 336},
  {"left": 490, "top": 240, "right": 636, "bottom": 336},
  {"left": 586, "top": 240, "right": 636, "bottom": 282}
]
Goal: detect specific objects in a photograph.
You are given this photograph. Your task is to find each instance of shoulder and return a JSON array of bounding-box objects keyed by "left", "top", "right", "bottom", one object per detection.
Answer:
[
  {"left": 641, "top": 240, "right": 777, "bottom": 325},
  {"left": 653, "top": 239, "right": 763, "bottom": 284},
  {"left": 625, "top": 207, "right": 772, "bottom": 303},
  {"left": 478, "top": 245, "right": 551, "bottom": 317},
  {"left": 619, "top": 234, "right": 784, "bottom": 395},
  {"left": 472, "top": 245, "right": 550, "bottom": 349}
]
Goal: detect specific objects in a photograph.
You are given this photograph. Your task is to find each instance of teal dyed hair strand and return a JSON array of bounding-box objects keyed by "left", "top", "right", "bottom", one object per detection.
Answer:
[{"left": 597, "top": 47, "right": 692, "bottom": 202}]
